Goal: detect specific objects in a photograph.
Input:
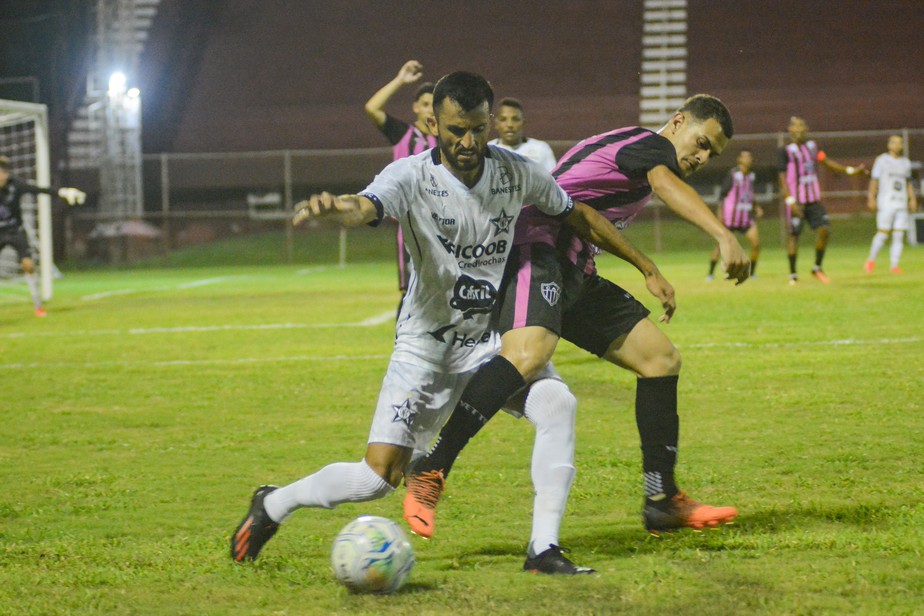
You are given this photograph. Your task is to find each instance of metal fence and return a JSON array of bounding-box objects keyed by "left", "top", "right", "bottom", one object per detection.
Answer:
[{"left": 64, "top": 128, "right": 924, "bottom": 264}]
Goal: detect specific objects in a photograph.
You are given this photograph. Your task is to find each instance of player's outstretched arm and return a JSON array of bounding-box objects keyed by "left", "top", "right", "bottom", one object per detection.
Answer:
[
  {"left": 293, "top": 192, "right": 377, "bottom": 228},
  {"left": 57, "top": 187, "right": 86, "bottom": 206},
  {"left": 565, "top": 201, "right": 676, "bottom": 322},
  {"left": 820, "top": 156, "right": 866, "bottom": 176},
  {"left": 649, "top": 165, "right": 749, "bottom": 285},
  {"left": 364, "top": 60, "right": 424, "bottom": 129}
]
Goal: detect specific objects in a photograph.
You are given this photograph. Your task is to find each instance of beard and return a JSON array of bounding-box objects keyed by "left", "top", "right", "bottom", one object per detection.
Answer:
[{"left": 439, "top": 140, "right": 484, "bottom": 173}]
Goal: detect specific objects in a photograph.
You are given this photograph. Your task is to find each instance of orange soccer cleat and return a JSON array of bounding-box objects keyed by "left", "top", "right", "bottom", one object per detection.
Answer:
[
  {"left": 644, "top": 491, "right": 738, "bottom": 533},
  {"left": 402, "top": 469, "right": 445, "bottom": 538}
]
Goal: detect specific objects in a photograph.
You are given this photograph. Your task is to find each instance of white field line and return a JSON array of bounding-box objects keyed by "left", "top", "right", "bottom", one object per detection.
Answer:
[
  {"left": 0, "top": 334, "right": 920, "bottom": 371},
  {"left": 0, "top": 311, "right": 396, "bottom": 339},
  {"left": 80, "top": 276, "right": 233, "bottom": 302},
  {"left": 0, "top": 354, "right": 391, "bottom": 370}
]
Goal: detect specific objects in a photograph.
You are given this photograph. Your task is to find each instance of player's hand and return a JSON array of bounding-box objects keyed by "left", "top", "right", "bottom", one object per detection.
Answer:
[
  {"left": 718, "top": 234, "right": 750, "bottom": 285},
  {"left": 58, "top": 187, "right": 86, "bottom": 206},
  {"left": 755, "top": 205, "right": 764, "bottom": 219},
  {"left": 293, "top": 192, "right": 364, "bottom": 227},
  {"left": 644, "top": 269, "right": 676, "bottom": 324},
  {"left": 867, "top": 198, "right": 877, "bottom": 212},
  {"left": 396, "top": 60, "right": 423, "bottom": 84}
]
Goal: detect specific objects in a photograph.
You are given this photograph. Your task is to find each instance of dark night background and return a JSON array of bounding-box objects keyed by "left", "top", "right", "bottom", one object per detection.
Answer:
[{"left": 2, "top": 0, "right": 923, "bottom": 164}]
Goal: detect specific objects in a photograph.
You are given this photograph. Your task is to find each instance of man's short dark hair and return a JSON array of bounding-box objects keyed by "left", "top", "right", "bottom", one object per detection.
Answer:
[
  {"left": 0, "top": 155, "right": 10, "bottom": 171},
  {"left": 678, "top": 94, "right": 734, "bottom": 139},
  {"left": 498, "top": 97, "right": 523, "bottom": 113},
  {"left": 432, "top": 71, "right": 494, "bottom": 115},
  {"left": 414, "top": 82, "right": 434, "bottom": 101}
]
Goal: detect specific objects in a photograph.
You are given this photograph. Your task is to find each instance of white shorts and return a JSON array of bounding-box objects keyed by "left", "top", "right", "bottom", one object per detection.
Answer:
[
  {"left": 876, "top": 206, "right": 909, "bottom": 231},
  {"left": 367, "top": 358, "right": 561, "bottom": 455}
]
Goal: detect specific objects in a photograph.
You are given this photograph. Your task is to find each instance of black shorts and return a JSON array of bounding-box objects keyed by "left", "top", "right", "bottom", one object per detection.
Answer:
[
  {"left": 789, "top": 202, "right": 829, "bottom": 235},
  {"left": 495, "top": 243, "right": 651, "bottom": 357},
  {"left": 0, "top": 227, "right": 32, "bottom": 260}
]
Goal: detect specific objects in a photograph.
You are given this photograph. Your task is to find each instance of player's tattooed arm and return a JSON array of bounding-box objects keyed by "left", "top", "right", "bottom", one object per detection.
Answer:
[{"left": 293, "top": 192, "right": 377, "bottom": 227}]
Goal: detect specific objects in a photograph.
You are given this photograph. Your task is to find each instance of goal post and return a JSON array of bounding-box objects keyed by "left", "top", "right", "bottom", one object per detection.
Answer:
[{"left": 0, "top": 98, "right": 54, "bottom": 301}]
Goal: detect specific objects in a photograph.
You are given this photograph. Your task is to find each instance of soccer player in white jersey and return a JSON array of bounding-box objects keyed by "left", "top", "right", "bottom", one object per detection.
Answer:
[
  {"left": 231, "top": 71, "right": 674, "bottom": 574},
  {"left": 488, "top": 98, "right": 557, "bottom": 172},
  {"left": 865, "top": 135, "right": 918, "bottom": 274}
]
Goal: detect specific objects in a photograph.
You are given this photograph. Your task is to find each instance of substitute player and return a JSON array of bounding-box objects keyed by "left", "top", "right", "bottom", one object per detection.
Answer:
[
  {"left": 405, "top": 94, "right": 749, "bottom": 539},
  {"left": 865, "top": 135, "right": 917, "bottom": 274},
  {"left": 778, "top": 116, "right": 865, "bottom": 284},
  {"left": 0, "top": 155, "right": 85, "bottom": 316},
  {"left": 488, "top": 97, "right": 557, "bottom": 172},
  {"left": 364, "top": 60, "right": 437, "bottom": 295},
  {"left": 232, "top": 71, "right": 673, "bottom": 574},
  {"left": 707, "top": 149, "right": 762, "bottom": 280}
]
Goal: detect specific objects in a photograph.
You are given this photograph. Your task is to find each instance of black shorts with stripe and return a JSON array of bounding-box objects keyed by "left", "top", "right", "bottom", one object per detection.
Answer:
[{"left": 494, "top": 243, "right": 650, "bottom": 357}]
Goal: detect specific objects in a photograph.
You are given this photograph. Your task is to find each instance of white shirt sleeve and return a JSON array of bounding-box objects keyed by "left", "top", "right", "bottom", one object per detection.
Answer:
[
  {"left": 871, "top": 155, "right": 885, "bottom": 181},
  {"left": 522, "top": 161, "right": 573, "bottom": 218},
  {"left": 359, "top": 158, "right": 414, "bottom": 219}
]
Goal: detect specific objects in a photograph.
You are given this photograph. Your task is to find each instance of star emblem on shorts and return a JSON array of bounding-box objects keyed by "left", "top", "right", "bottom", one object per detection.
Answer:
[
  {"left": 391, "top": 398, "right": 418, "bottom": 426},
  {"left": 490, "top": 209, "right": 514, "bottom": 235}
]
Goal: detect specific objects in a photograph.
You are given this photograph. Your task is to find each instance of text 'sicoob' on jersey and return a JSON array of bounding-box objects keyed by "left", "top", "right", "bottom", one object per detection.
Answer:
[{"left": 361, "top": 146, "right": 573, "bottom": 372}]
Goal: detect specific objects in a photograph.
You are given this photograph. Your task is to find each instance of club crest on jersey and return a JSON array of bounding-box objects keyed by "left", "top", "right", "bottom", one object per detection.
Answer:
[
  {"left": 540, "top": 282, "right": 561, "bottom": 307},
  {"left": 499, "top": 165, "right": 513, "bottom": 185},
  {"left": 391, "top": 398, "right": 418, "bottom": 426},
  {"left": 449, "top": 274, "right": 497, "bottom": 319},
  {"left": 490, "top": 209, "right": 514, "bottom": 235}
]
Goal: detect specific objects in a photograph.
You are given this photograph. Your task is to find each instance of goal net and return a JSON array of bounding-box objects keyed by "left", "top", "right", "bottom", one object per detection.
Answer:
[{"left": 0, "top": 99, "right": 53, "bottom": 300}]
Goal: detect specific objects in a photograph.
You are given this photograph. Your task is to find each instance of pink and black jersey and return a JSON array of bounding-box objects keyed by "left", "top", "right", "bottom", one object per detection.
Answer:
[
  {"left": 381, "top": 114, "right": 437, "bottom": 161},
  {"left": 719, "top": 168, "right": 755, "bottom": 229},
  {"left": 515, "top": 127, "right": 680, "bottom": 276},
  {"left": 779, "top": 140, "right": 823, "bottom": 204}
]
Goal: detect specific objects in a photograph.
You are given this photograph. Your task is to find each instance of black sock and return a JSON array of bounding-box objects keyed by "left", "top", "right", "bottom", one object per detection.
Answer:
[
  {"left": 788, "top": 254, "right": 797, "bottom": 274},
  {"left": 636, "top": 375, "right": 680, "bottom": 505},
  {"left": 708, "top": 260, "right": 717, "bottom": 275},
  {"left": 750, "top": 259, "right": 758, "bottom": 276},
  {"left": 415, "top": 355, "right": 525, "bottom": 478},
  {"left": 815, "top": 248, "right": 825, "bottom": 268}
]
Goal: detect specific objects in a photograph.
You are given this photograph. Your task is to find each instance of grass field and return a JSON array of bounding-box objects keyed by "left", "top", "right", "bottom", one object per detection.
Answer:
[{"left": 1, "top": 217, "right": 923, "bottom": 615}]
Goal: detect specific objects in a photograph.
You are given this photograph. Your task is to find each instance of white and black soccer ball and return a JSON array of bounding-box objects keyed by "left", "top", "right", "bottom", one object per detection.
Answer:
[{"left": 331, "top": 515, "right": 415, "bottom": 594}]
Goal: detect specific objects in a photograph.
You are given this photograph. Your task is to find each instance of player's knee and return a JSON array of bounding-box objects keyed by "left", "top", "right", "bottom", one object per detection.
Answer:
[
  {"left": 643, "top": 345, "right": 681, "bottom": 377},
  {"left": 21, "top": 258, "right": 35, "bottom": 273},
  {"left": 524, "top": 379, "right": 576, "bottom": 430},
  {"left": 503, "top": 348, "right": 553, "bottom": 381}
]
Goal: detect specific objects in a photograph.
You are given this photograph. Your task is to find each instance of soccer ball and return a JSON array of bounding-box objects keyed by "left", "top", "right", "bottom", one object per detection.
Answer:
[{"left": 331, "top": 515, "right": 415, "bottom": 594}]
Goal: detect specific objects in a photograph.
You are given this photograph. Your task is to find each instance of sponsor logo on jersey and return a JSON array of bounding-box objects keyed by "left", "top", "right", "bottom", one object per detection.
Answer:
[
  {"left": 449, "top": 274, "right": 498, "bottom": 319},
  {"left": 489, "top": 209, "right": 514, "bottom": 235},
  {"left": 425, "top": 174, "right": 449, "bottom": 197},
  {"left": 437, "top": 235, "right": 508, "bottom": 260},
  {"left": 491, "top": 184, "right": 521, "bottom": 195},
  {"left": 427, "top": 324, "right": 493, "bottom": 348},
  {"left": 541, "top": 282, "right": 560, "bottom": 307},
  {"left": 431, "top": 212, "right": 456, "bottom": 226},
  {"left": 391, "top": 398, "right": 418, "bottom": 426}
]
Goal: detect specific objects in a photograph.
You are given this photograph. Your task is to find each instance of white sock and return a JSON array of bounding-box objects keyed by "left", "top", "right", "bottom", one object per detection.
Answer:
[
  {"left": 890, "top": 231, "right": 904, "bottom": 268},
  {"left": 523, "top": 378, "right": 577, "bottom": 555},
  {"left": 868, "top": 231, "right": 888, "bottom": 261},
  {"left": 24, "top": 273, "right": 41, "bottom": 309},
  {"left": 263, "top": 460, "right": 393, "bottom": 523}
]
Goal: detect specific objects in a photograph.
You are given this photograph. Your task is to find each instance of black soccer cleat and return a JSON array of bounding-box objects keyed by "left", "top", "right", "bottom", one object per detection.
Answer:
[
  {"left": 231, "top": 485, "right": 280, "bottom": 562},
  {"left": 523, "top": 544, "right": 595, "bottom": 575}
]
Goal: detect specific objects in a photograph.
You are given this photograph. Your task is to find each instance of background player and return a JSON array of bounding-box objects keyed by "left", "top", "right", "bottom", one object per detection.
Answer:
[
  {"left": 231, "top": 71, "right": 666, "bottom": 574},
  {"left": 0, "top": 155, "right": 85, "bottom": 316},
  {"left": 778, "top": 116, "right": 866, "bottom": 284},
  {"left": 364, "top": 60, "right": 437, "bottom": 295},
  {"left": 404, "top": 94, "right": 749, "bottom": 539},
  {"left": 865, "top": 135, "right": 917, "bottom": 274},
  {"left": 488, "top": 97, "right": 557, "bottom": 172},
  {"left": 707, "top": 149, "right": 762, "bottom": 280}
]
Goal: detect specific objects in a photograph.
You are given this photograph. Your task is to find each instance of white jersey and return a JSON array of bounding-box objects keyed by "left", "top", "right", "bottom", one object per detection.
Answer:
[
  {"left": 871, "top": 153, "right": 913, "bottom": 208},
  {"left": 488, "top": 137, "right": 558, "bottom": 172},
  {"left": 360, "top": 146, "right": 573, "bottom": 373}
]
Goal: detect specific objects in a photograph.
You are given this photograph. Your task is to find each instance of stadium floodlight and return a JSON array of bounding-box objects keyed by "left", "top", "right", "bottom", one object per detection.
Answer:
[
  {"left": 127, "top": 87, "right": 140, "bottom": 98},
  {"left": 108, "top": 71, "right": 127, "bottom": 96}
]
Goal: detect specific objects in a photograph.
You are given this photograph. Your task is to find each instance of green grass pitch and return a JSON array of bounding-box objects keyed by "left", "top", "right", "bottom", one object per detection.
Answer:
[{"left": 1, "top": 216, "right": 922, "bottom": 614}]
